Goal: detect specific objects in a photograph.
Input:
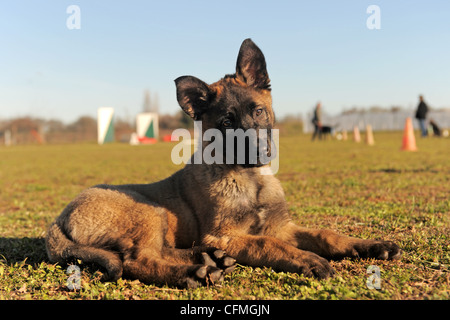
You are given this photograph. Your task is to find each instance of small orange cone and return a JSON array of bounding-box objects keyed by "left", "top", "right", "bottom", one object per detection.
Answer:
[
  {"left": 353, "top": 126, "right": 361, "bottom": 143},
  {"left": 342, "top": 130, "right": 348, "bottom": 141},
  {"left": 401, "top": 117, "right": 417, "bottom": 151},
  {"left": 365, "top": 124, "right": 375, "bottom": 146}
]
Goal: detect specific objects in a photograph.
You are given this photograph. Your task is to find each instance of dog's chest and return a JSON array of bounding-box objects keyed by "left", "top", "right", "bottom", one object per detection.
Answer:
[
  {"left": 210, "top": 171, "right": 259, "bottom": 209},
  {"left": 209, "top": 169, "right": 283, "bottom": 234}
]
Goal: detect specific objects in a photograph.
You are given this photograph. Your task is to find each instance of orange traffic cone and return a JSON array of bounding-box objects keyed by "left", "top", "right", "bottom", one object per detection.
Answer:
[
  {"left": 401, "top": 117, "right": 417, "bottom": 151},
  {"left": 353, "top": 126, "right": 361, "bottom": 143},
  {"left": 342, "top": 130, "right": 348, "bottom": 141},
  {"left": 365, "top": 124, "right": 375, "bottom": 146}
]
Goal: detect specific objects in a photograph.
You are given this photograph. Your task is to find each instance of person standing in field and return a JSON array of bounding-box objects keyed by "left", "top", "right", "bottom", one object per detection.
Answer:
[
  {"left": 415, "top": 95, "right": 429, "bottom": 137},
  {"left": 311, "top": 102, "right": 322, "bottom": 141}
]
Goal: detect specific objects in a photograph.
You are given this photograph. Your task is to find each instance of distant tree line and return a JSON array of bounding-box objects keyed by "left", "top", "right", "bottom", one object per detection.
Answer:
[
  {"left": 0, "top": 111, "right": 196, "bottom": 145},
  {"left": 8, "top": 104, "right": 443, "bottom": 144}
]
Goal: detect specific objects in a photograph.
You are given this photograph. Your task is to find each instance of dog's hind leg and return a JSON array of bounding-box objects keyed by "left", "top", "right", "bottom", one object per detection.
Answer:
[{"left": 46, "top": 222, "right": 123, "bottom": 281}]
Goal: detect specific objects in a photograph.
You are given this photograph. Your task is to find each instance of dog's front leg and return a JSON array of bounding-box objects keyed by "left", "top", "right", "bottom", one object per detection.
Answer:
[
  {"left": 278, "top": 222, "right": 402, "bottom": 261},
  {"left": 202, "top": 233, "right": 335, "bottom": 279}
]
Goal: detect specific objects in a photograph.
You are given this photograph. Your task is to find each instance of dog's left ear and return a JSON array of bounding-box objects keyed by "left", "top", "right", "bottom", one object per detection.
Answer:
[
  {"left": 175, "top": 76, "right": 212, "bottom": 120},
  {"left": 236, "top": 38, "right": 270, "bottom": 90}
]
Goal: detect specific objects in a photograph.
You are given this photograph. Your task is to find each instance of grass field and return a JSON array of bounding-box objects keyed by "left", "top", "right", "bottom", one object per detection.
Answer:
[{"left": 0, "top": 131, "right": 449, "bottom": 300}]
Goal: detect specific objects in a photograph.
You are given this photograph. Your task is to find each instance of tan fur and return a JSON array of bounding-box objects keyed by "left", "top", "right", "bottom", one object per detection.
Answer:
[{"left": 46, "top": 39, "right": 401, "bottom": 288}]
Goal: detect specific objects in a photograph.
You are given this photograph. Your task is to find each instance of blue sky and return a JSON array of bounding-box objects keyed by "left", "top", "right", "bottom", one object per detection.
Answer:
[{"left": 1, "top": 1, "right": 449, "bottom": 123}]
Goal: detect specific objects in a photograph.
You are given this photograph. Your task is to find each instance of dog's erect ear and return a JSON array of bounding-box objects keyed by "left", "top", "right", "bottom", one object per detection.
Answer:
[
  {"left": 175, "top": 76, "right": 212, "bottom": 120},
  {"left": 236, "top": 38, "right": 270, "bottom": 90}
]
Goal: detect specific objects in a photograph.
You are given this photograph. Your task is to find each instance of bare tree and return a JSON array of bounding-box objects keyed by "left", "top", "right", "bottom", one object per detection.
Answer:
[
  {"left": 143, "top": 89, "right": 152, "bottom": 113},
  {"left": 142, "top": 89, "right": 159, "bottom": 113},
  {"left": 152, "top": 92, "right": 160, "bottom": 114}
]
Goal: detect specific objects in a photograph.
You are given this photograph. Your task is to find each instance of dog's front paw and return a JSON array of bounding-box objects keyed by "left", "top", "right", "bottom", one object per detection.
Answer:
[
  {"left": 352, "top": 240, "right": 402, "bottom": 260},
  {"left": 200, "top": 249, "right": 237, "bottom": 274},
  {"left": 296, "top": 251, "right": 335, "bottom": 279},
  {"left": 185, "top": 248, "right": 237, "bottom": 288},
  {"left": 185, "top": 265, "right": 225, "bottom": 289}
]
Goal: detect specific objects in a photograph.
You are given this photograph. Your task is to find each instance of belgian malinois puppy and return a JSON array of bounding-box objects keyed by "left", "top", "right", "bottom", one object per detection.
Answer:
[{"left": 46, "top": 39, "right": 401, "bottom": 288}]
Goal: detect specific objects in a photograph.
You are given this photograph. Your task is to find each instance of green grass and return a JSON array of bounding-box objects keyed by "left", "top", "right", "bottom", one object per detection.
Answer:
[{"left": 0, "top": 132, "right": 449, "bottom": 300}]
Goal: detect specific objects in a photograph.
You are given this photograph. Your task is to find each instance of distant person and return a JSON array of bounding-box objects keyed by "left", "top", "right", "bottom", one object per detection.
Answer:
[
  {"left": 415, "top": 95, "right": 429, "bottom": 137},
  {"left": 311, "top": 102, "right": 322, "bottom": 141}
]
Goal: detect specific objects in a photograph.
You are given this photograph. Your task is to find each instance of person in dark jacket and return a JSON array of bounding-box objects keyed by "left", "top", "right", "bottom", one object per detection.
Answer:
[
  {"left": 311, "top": 102, "right": 322, "bottom": 141},
  {"left": 415, "top": 95, "right": 429, "bottom": 137}
]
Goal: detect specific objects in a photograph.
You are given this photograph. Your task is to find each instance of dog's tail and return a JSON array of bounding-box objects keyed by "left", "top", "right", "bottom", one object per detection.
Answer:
[{"left": 45, "top": 222, "right": 123, "bottom": 281}]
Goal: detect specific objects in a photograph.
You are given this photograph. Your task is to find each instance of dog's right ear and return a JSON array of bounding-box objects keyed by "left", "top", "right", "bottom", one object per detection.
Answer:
[
  {"left": 236, "top": 38, "right": 270, "bottom": 90},
  {"left": 175, "top": 76, "right": 212, "bottom": 120}
]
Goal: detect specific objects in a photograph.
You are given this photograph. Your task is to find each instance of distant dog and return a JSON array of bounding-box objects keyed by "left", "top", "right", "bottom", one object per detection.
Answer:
[
  {"left": 429, "top": 119, "right": 441, "bottom": 137},
  {"left": 320, "top": 124, "right": 338, "bottom": 139},
  {"left": 320, "top": 125, "right": 333, "bottom": 137}
]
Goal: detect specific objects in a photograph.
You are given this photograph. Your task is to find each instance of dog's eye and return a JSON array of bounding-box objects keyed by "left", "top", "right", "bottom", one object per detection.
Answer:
[
  {"left": 255, "top": 108, "right": 263, "bottom": 116},
  {"left": 222, "top": 119, "right": 233, "bottom": 128}
]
